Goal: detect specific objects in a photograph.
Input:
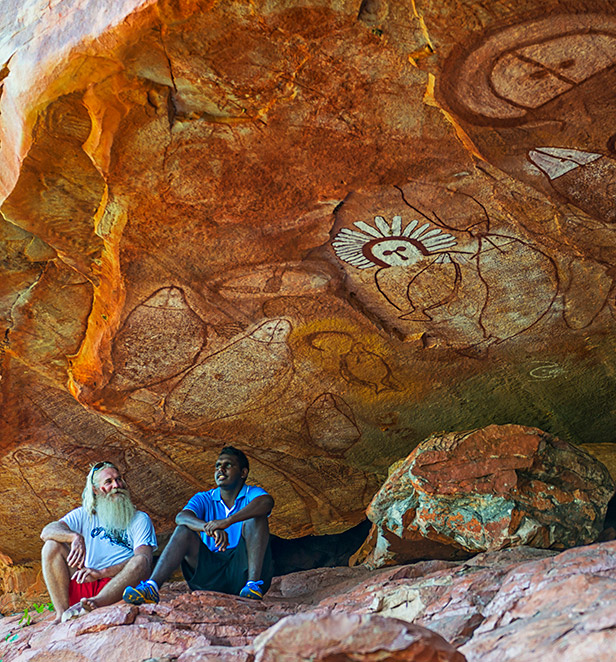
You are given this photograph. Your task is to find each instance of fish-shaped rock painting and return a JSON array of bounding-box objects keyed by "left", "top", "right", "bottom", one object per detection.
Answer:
[
  {"left": 305, "top": 393, "right": 361, "bottom": 455},
  {"left": 528, "top": 147, "right": 616, "bottom": 223},
  {"left": 212, "top": 263, "right": 331, "bottom": 299},
  {"left": 474, "top": 234, "right": 558, "bottom": 344},
  {"left": 340, "top": 343, "right": 401, "bottom": 394},
  {"left": 165, "top": 318, "right": 294, "bottom": 427},
  {"left": 111, "top": 287, "right": 207, "bottom": 391}
]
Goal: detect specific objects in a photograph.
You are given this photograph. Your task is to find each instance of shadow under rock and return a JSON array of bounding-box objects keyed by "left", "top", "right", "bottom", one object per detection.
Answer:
[{"left": 270, "top": 520, "right": 372, "bottom": 576}]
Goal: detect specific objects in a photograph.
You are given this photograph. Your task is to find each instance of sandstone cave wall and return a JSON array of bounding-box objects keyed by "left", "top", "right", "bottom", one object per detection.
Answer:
[{"left": 0, "top": 0, "right": 615, "bottom": 564}]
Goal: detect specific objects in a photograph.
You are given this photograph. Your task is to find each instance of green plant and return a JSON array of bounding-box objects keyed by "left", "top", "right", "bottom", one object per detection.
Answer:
[
  {"left": 17, "top": 602, "right": 54, "bottom": 628},
  {"left": 1, "top": 602, "right": 54, "bottom": 659},
  {"left": 33, "top": 603, "right": 53, "bottom": 614}
]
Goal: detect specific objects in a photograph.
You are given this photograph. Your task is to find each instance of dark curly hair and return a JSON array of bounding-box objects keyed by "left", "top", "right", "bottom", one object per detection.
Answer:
[{"left": 219, "top": 446, "right": 249, "bottom": 471}]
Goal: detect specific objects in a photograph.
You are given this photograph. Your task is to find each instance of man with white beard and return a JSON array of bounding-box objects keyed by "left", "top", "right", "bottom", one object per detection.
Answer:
[{"left": 40, "top": 461, "right": 157, "bottom": 623}]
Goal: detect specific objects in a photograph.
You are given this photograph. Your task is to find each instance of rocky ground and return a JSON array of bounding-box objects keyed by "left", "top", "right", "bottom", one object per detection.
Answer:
[
  {"left": 1, "top": 540, "right": 615, "bottom": 661},
  {"left": 3, "top": 0, "right": 616, "bottom": 568}
]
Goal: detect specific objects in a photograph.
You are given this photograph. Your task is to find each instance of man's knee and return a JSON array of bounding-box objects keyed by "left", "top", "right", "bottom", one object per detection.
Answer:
[
  {"left": 171, "top": 524, "right": 202, "bottom": 546},
  {"left": 243, "top": 516, "right": 270, "bottom": 537},
  {"left": 125, "top": 553, "right": 151, "bottom": 576},
  {"left": 41, "top": 540, "right": 67, "bottom": 562}
]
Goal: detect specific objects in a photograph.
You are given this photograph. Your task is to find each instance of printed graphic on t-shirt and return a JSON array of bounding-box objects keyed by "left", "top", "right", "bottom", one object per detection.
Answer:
[{"left": 91, "top": 526, "right": 131, "bottom": 550}]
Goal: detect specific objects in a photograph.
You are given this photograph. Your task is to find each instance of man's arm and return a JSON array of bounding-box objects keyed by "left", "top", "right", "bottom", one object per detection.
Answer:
[
  {"left": 203, "top": 495, "right": 274, "bottom": 535},
  {"left": 202, "top": 495, "right": 274, "bottom": 551},
  {"left": 176, "top": 495, "right": 274, "bottom": 551},
  {"left": 177, "top": 496, "right": 274, "bottom": 533},
  {"left": 71, "top": 544, "right": 154, "bottom": 584},
  {"left": 176, "top": 508, "right": 207, "bottom": 531},
  {"left": 40, "top": 520, "right": 86, "bottom": 569},
  {"left": 177, "top": 507, "right": 235, "bottom": 551}
]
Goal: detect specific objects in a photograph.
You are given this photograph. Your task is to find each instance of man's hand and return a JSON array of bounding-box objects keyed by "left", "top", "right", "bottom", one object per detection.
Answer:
[
  {"left": 203, "top": 519, "right": 229, "bottom": 536},
  {"left": 66, "top": 534, "right": 86, "bottom": 569},
  {"left": 212, "top": 528, "right": 229, "bottom": 551},
  {"left": 72, "top": 567, "right": 103, "bottom": 584},
  {"left": 202, "top": 519, "right": 230, "bottom": 551}
]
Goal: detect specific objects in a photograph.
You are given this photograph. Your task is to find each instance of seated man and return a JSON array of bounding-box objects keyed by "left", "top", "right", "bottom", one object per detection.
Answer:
[
  {"left": 40, "top": 461, "right": 157, "bottom": 623},
  {"left": 123, "top": 446, "right": 274, "bottom": 603}
]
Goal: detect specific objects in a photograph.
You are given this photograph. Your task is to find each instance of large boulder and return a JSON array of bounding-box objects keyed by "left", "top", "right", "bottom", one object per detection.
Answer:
[
  {"left": 355, "top": 424, "right": 615, "bottom": 567},
  {"left": 252, "top": 612, "right": 466, "bottom": 662}
]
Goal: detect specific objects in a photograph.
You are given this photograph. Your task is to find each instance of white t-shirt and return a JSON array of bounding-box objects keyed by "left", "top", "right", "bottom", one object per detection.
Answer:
[{"left": 61, "top": 507, "right": 157, "bottom": 570}]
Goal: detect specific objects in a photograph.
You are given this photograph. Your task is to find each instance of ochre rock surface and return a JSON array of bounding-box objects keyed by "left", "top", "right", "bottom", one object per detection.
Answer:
[
  {"left": 253, "top": 612, "right": 466, "bottom": 662},
  {"left": 0, "top": 555, "right": 47, "bottom": 615},
  {"left": 2, "top": 541, "right": 616, "bottom": 662},
  {"left": 356, "top": 424, "right": 614, "bottom": 567},
  {"left": 1, "top": 0, "right": 616, "bottom": 565}
]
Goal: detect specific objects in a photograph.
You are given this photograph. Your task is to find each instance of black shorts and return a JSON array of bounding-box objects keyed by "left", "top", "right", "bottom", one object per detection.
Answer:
[{"left": 181, "top": 535, "right": 273, "bottom": 595}]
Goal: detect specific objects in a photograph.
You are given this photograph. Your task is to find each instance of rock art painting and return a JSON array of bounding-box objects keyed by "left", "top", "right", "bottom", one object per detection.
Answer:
[
  {"left": 340, "top": 343, "right": 402, "bottom": 393},
  {"left": 331, "top": 201, "right": 559, "bottom": 352},
  {"left": 111, "top": 287, "right": 207, "bottom": 391},
  {"left": 333, "top": 215, "right": 459, "bottom": 321},
  {"left": 212, "top": 262, "right": 332, "bottom": 300},
  {"left": 528, "top": 361, "right": 564, "bottom": 380},
  {"left": 436, "top": 11, "right": 616, "bottom": 339},
  {"left": 209, "top": 261, "right": 335, "bottom": 324},
  {"left": 305, "top": 393, "right": 361, "bottom": 455},
  {"left": 528, "top": 147, "right": 616, "bottom": 224},
  {"left": 441, "top": 14, "right": 616, "bottom": 125},
  {"left": 439, "top": 12, "right": 616, "bottom": 243},
  {"left": 304, "top": 330, "right": 402, "bottom": 394},
  {"left": 561, "top": 257, "right": 613, "bottom": 329},
  {"left": 165, "top": 318, "right": 294, "bottom": 427}
]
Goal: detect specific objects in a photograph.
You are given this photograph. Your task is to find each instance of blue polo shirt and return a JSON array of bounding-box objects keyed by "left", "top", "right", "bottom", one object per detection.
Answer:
[{"left": 184, "top": 484, "right": 269, "bottom": 552}]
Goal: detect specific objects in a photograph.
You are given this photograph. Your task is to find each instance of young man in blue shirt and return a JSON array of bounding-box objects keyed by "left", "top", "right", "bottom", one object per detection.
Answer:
[{"left": 123, "top": 446, "right": 274, "bottom": 602}]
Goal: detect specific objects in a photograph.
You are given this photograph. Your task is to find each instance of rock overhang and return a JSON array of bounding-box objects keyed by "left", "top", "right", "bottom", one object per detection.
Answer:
[{"left": 1, "top": 0, "right": 615, "bottom": 564}]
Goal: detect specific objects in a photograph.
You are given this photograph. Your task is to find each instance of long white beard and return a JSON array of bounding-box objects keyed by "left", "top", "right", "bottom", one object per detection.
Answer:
[{"left": 95, "top": 489, "right": 136, "bottom": 534}]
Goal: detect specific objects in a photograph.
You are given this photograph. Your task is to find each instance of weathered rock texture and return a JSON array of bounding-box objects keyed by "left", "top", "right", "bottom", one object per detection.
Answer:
[
  {"left": 1, "top": 0, "right": 616, "bottom": 569},
  {"left": 253, "top": 612, "right": 466, "bottom": 662},
  {"left": 0, "top": 555, "right": 47, "bottom": 615},
  {"left": 355, "top": 424, "right": 615, "bottom": 567},
  {"left": 2, "top": 541, "right": 616, "bottom": 662}
]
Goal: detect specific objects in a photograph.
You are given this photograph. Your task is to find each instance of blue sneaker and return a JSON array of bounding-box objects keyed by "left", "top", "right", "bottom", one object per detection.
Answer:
[
  {"left": 239, "top": 580, "right": 264, "bottom": 600},
  {"left": 123, "top": 580, "right": 160, "bottom": 605}
]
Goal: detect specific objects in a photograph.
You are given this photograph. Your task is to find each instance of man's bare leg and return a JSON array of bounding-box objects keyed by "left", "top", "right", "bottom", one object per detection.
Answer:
[
  {"left": 83, "top": 553, "right": 150, "bottom": 610},
  {"left": 41, "top": 540, "right": 72, "bottom": 623},
  {"left": 62, "top": 554, "right": 151, "bottom": 621},
  {"left": 150, "top": 524, "right": 202, "bottom": 587},
  {"left": 243, "top": 516, "right": 270, "bottom": 582},
  {"left": 122, "top": 525, "right": 203, "bottom": 606}
]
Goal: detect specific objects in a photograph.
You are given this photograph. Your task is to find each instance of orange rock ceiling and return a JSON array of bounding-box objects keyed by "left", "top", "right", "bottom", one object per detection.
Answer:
[{"left": 1, "top": 0, "right": 615, "bottom": 563}]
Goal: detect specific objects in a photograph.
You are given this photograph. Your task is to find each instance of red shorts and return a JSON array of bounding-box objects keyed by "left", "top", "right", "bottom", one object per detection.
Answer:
[{"left": 68, "top": 577, "right": 111, "bottom": 604}]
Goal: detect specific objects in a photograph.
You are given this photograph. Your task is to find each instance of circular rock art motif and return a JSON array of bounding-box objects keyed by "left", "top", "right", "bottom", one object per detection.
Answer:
[
  {"left": 332, "top": 215, "right": 458, "bottom": 268},
  {"left": 331, "top": 189, "right": 559, "bottom": 352},
  {"left": 441, "top": 14, "right": 616, "bottom": 125}
]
